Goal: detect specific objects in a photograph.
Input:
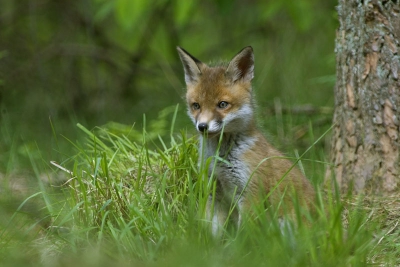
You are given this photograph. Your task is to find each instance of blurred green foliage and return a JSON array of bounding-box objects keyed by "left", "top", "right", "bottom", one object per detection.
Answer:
[{"left": 0, "top": 0, "right": 337, "bottom": 170}]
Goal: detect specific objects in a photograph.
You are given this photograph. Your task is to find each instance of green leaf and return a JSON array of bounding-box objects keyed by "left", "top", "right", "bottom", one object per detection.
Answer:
[
  {"left": 115, "top": 0, "right": 150, "bottom": 30},
  {"left": 286, "top": 1, "right": 313, "bottom": 32},
  {"left": 260, "top": 2, "right": 284, "bottom": 21},
  {"left": 94, "top": 1, "right": 115, "bottom": 22},
  {"left": 174, "top": 0, "right": 195, "bottom": 26}
]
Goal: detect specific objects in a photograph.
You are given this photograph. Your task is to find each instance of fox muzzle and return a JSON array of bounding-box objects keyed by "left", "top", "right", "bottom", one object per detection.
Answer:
[{"left": 197, "top": 122, "right": 208, "bottom": 132}]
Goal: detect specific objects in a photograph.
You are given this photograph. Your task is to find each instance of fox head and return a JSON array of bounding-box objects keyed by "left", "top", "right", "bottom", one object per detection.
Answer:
[{"left": 177, "top": 46, "right": 255, "bottom": 137}]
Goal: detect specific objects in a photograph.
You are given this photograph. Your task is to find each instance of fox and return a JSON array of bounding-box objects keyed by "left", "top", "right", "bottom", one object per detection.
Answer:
[{"left": 177, "top": 46, "right": 315, "bottom": 236}]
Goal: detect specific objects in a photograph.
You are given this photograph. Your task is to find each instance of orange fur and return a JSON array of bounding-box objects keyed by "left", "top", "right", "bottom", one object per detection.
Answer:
[{"left": 177, "top": 46, "right": 315, "bottom": 236}]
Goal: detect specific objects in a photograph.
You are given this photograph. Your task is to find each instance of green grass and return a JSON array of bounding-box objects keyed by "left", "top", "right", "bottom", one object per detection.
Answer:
[{"left": 0, "top": 105, "right": 399, "bottom": 266}]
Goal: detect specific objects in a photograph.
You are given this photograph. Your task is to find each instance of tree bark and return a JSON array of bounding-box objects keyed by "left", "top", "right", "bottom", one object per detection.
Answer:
[{"left": 328, "top": 0, "right": 400, "bottom": 193}]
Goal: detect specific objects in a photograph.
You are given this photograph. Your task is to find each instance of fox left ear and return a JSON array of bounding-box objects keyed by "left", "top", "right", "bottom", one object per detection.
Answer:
[{"left": 226, "top": 46, "right": 254, "bottom": 83}]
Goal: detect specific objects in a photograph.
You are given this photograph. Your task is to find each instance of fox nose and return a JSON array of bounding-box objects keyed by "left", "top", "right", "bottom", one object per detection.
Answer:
[{"left": 198, "top": 123, "right": 208, "bottom": 132}]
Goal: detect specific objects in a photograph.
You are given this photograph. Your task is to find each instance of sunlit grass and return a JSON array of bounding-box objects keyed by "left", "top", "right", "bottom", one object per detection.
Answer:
[{"left": 0, "top": 106, "right": 399, "bottom": 266}]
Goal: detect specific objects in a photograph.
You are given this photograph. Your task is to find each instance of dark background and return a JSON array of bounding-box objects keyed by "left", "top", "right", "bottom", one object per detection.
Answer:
[{"left": 0, "top": 0, "right": 337, "bottom": 172}]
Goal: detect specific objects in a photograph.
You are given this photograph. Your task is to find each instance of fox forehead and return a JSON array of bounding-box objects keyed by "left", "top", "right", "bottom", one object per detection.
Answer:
[{"left": 186, "top": 66, "right": 252, "bottom": 106}]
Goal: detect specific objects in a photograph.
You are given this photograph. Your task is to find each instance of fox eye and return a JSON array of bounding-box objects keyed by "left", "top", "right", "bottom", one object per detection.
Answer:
[
  {"left": 218, "top": 101, "right": 229, "bottom": 109},
  {"left": 192, "top": 102, "right": 200, "bottom": 110}
]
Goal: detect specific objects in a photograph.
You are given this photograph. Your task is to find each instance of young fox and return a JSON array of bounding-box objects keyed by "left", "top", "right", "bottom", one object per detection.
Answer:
[{"left": 177, "top": 46, "right": 315, "bottom": 235}]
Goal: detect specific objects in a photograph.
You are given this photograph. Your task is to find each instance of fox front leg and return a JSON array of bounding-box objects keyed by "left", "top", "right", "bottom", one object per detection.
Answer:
[{"left": 206, "top": 196, "right": 229, "bottom": 238}]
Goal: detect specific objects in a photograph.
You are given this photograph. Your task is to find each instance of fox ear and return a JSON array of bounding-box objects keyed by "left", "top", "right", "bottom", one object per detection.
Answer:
[
  {"left": 226, "top": 46, "right": 254, "bottom": 83},
  {"left": 177, "top": 47, "right": 204, "bottom": 85}
]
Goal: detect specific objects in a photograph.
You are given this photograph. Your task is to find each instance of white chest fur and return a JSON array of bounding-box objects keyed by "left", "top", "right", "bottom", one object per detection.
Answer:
[{"left": 199, "top": 133, "right": 256, "bottom": 201}]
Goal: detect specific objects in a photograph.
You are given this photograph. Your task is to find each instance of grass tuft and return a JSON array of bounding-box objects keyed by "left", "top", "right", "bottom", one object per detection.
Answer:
[{"left": 1, "top": 106, "right": 399, "bottom": 266}]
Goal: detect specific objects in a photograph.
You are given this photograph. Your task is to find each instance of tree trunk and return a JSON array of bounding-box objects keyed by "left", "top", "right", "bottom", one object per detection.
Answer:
[{"left": 328, "top": 0, "right": 400, "bottom": 193}]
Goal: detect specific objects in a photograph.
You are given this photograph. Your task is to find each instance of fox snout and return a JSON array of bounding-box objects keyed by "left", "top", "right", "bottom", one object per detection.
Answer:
[
  {"left": 197, "top": 122, "right": 208, "bottom": 132},
  {"left": 194, "top": 112, "right": 222, "bottom": 134},
  {"left": 195, "top": 119, "right": 222, "bottom": 135}
]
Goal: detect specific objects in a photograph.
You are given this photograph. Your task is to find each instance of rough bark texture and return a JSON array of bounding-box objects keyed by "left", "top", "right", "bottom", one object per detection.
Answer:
[{"left": 328, "top": 0, "right": 400, "bottom": 193}]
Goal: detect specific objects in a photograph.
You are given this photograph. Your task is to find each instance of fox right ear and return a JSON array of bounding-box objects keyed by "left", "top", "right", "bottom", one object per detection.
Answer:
[{"left": 177, "top": 47, "right": 203, "bottom": 85}]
